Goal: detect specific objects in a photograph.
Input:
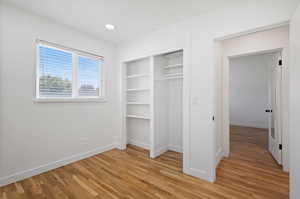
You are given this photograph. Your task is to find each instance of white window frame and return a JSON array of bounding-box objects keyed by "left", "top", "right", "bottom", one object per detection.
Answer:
[{"left": 34, "top": 40, "right": 106, "bottom": 103}]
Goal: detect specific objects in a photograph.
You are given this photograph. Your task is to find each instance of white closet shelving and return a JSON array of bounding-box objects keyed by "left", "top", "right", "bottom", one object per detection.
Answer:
[
  {"left": 126, "top": 115, "right": 150, "bottom": 120},
  {"left": 126, "top": 88, "right": 150, "bottom": 92},
  {"left": 163, "top": 51, "right": 183, "bottom": 80},
  {"left": 126, "top": 74, "right": 149, "bottom": 79},
  {"left": 127, "top": 102, "right": 150, "bottom": 105},
  {"left": 123, "top": 50, "right": 183, "bottom": 158},
  {"left": 163, "top": 63, "right": 183, "bottom": 69},
  {"left": 124, "top": 57, "right": 153, "bottom": 150}
]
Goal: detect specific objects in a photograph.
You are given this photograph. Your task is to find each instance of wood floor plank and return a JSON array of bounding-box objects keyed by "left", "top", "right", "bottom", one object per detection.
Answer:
[{"left": 0, "top": 126, "right": 289, "bottom": 198}]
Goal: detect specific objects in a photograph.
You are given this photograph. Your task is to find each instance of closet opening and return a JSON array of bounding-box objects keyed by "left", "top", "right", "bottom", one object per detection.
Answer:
[{"left": 123, "top": 50, "right": 184, "bottom": 171}]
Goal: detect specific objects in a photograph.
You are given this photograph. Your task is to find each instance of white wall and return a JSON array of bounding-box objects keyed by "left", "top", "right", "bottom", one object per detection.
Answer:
[
  {"left": 117, "top": 0, "right": 298, "bottom": 182},
  {"left": 0, "top": 4, "right": 120, "bottom": 186},
  {"left": 229, "top": 54, "right": 271, "bottom": 129},
  {"left": 290, "top": 4, "right": 300, "bottom": 199}
]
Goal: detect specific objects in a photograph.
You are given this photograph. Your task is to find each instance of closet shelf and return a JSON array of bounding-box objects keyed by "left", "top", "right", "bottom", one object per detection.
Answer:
[
  {"left": 127, "top": 102, "right": 150, "bottom": 105},
  {"left": 166, "top": 76, "right": 183, "bottom": 80},
  {"left": 165, "top": 73, "right": 183, "bottom": 77},
  {"left": 163, "top": 64, "right": 183, "bottom": 69},
  {"left": 127, "top": 88, "right": 150, "bottom": 92},
  {"left": 126, "top": 115, "right": 150, "bottom": 120},
  {"left": 126, "top": 74, "right": 150, "bottom": 79}
]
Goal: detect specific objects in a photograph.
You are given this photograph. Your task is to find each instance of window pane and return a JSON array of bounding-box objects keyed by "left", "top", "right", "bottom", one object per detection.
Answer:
[
  {"left": 78, "top": 56, "right": 100, "bottom": 97},
  {"left": 39, "top": 46, "right": 72, "bottom": 97}
]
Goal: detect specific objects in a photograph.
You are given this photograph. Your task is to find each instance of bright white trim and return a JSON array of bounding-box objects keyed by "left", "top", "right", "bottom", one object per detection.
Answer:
[
  {"left": 72, "top": 52, "right": 79, "bottom": 98},
  {"left": 0, "top": 143, "right": 116, "bottom": 187},
  {"left": 152, "top": 146, "right": 168, "bottom": 158},
  {"left": 149, "top": 56, "right": 155, "bottom": 158},
  {"left": 215, "top": 148, "right": 224, "bottom": 168},
  {"left": 164, "top": 64, "right": 183, "bottom": 69},
  {"left": 37, "top": 39, "right": 103, "bottom": 59},
  {"left": 128, "top": 139, "right": 150, "bottom": 150},
  {"left": 281, "top": 49, "right": 289, "bottom": 172},
  {"left": 120, "top": 62, "right": 128, "bottom": 150},
  {"left": 126, "top": 88, "right": 150, "bottom": 92},
  {"left": 168, "top": 145, "right": 183, "bottom": 153},
  {"left": 183, "top": 167, "right": 214, "bottom": 182},
  {"left": 126, "top": 74, "right": 150, "bottom": 79},
  {"left": 222, "top": 47, "right": 289, "bottom": 169},
  {"left": 165, "top": 73, "right": 183, "bottom": 77},
  {"left": 126, "top": 115, "right": 150, "bottom": 120},
  {"left": 215, "top": 21, "right": 289, "bottom": 41},
  {"left": 115, "top": 142, "right": 126, "bottom": 150},
  {"left": 33, "top": 97, "right": 107, "bottom": 103},
  {"left": 182, "top": 46, "right": 191, "bottom": 178},
  {"left": 99, "top": 59, "right": 106, "bottom": 98},
  {"left": 127, "top": 102, "right": 150, "bottom": 105},
  {"left": 35, "top": 44, "right": 40, "bottom": 98}
]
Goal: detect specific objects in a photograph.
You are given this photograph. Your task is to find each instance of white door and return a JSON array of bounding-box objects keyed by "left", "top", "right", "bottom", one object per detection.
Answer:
[{"left": 268, "top": 52, "right": 282, "bottom": 164}]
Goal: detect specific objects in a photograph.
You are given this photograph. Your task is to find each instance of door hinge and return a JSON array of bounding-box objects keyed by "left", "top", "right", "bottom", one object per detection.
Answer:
[
  {"left": 279, "top": 144, "right": 282, "bottom": 150},
  {"left": 279, "top": 59, "right": 283, "bottom": 66}
]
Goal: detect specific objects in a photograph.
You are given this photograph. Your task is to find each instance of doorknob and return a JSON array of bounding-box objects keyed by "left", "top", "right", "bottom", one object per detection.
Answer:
[{"left": 265, "top": 109, "right": 273, "bottom": 113}]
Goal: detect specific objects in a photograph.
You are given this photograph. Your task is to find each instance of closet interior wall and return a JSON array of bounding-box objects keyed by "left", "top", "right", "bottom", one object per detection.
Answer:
[{"left": 153, "top": 51, "right": 183, "bottom": 157}]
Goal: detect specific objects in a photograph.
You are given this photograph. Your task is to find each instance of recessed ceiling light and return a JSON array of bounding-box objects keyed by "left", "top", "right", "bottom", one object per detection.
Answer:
[{"left": 105, "top": 24, "right": 115, "bottom": 30}]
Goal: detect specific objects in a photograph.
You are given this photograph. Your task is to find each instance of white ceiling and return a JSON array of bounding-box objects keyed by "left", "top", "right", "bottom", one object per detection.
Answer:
[
  {"left": 4, "top": 0, "right": 300, "bottom": 44},
  {"left": 3, "top": 0, "right": 240, "bottom": 44}
]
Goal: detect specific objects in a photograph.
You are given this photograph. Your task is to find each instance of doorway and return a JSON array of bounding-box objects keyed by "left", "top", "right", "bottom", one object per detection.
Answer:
[
  {"left": 228, "top": 51, "right": 283, "bottom": 166},
  {"left": 215, "top": 25, "right": 290, "bottom": 171}
]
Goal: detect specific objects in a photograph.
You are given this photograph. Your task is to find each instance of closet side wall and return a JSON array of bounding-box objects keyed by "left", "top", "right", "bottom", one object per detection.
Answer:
[{"left": 153, "top": 57, "right": 169, "bottom": 155}]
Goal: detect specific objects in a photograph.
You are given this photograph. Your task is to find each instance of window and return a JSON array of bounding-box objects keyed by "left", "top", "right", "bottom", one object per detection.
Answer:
[{"left": 36, "top": 40, "right": 104, "bottom": 101}]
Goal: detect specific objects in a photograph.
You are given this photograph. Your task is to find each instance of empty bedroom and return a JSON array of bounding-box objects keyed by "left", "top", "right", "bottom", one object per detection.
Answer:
[{"left": 1, "top": 0, "right": 300, "bottom": 198}]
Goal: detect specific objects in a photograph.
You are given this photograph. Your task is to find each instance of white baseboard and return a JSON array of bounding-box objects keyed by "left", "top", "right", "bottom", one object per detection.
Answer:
[
  {"left": 115, "top": 142, "right": 126, "bottom": 150},
  {"left": 168, "top": 145, "right": 183, "bottom": 153},
  {"left": 152, "top": 146, "right": 168, "bottom": 158},
  {"left": 183, "top": 167, "right": 215, "bottom": 183},
  {"left": 126, "top": 142, "right": 182, "bottom": 154},
  {"left": 128, "top": 139, "right": 150, "bottom": 150},
  {"left": 215, "top": 148, "right": 224, "bottom": 168},
  {"left": 0, "top": 143, "right": 116, "bottom": 187}
]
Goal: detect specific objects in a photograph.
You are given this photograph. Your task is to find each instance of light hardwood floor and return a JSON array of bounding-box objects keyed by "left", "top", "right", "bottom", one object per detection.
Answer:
[{"left": 0, "top": 126, "right": 289, "bottom": 199}]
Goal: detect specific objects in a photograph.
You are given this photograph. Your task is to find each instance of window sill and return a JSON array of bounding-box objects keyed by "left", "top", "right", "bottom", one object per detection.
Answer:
[{"left": 33, "top": 97, "right": 107, "bottom": 103}]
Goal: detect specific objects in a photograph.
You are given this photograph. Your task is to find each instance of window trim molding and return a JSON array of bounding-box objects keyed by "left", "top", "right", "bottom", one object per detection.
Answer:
[
  {"left": 33, "top": 97, "right": 107, "bottom": 103},
  {"left": 35, "top": 39, "right": 106, "bottom": 102},
  {"left": 37, "top": 39, "right": 104, "bottom": 60}
]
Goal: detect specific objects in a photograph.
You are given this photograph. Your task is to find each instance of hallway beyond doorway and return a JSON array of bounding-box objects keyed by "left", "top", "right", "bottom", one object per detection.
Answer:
[
  {"left": 216, "top": 125, "right": 289, "bottom": 198},
  {"left": 230, "top": 125, "right": 280, "bottom": 169}
]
